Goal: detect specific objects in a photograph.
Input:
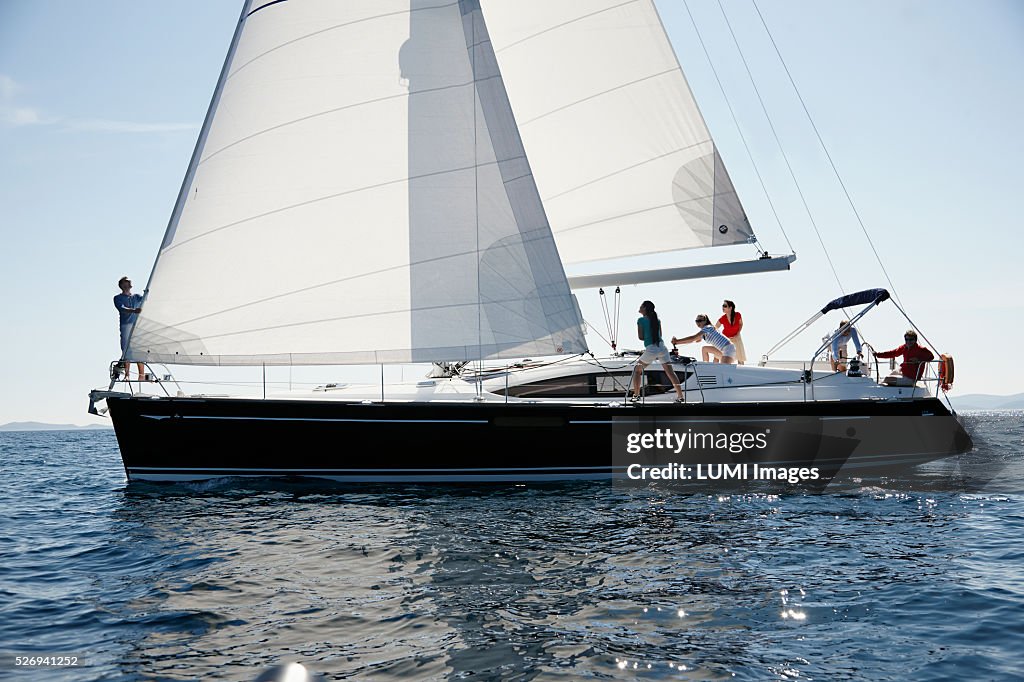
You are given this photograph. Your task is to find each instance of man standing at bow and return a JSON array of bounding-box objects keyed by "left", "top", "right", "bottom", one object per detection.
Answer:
[{"left": 113, "top": 276, "right": 145, "bottom": 381}]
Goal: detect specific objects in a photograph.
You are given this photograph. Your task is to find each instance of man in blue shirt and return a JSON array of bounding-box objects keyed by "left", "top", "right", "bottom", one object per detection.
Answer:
[{"left": 113, "top": 276, "right": 145, "bottom": 381}]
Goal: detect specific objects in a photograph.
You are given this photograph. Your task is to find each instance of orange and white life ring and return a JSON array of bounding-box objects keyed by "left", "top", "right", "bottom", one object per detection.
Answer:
[{"left": 938, "top": 354, "right": 955, "bottom": 392}]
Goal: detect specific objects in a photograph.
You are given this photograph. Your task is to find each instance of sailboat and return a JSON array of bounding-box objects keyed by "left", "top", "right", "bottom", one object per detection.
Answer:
[{"left": 89, "top": 0, "right": 971, "bottom": 482}]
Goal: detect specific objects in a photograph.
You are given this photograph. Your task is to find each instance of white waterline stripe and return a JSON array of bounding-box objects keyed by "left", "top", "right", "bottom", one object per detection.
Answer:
[
  {"left": 130, "top": 473, "right": 613, "bottom": 482},
  {"left": 141, "top": 415, "right": 490, "bottom": 424},
  {"left": 129, "top": 466, "right": 617, "bottom": 473}
]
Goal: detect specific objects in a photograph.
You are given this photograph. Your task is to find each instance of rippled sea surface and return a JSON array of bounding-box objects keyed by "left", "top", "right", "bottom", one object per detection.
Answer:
[{"left": 2, "top": 412, "right": 1023, "bottom": 681}]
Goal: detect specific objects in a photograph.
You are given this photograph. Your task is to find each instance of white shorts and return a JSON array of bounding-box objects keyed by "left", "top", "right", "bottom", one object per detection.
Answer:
[
  {"left": 639, "top": 343, "right": 671, "bottom": 365},
  {"left": 707, "top": 342, "right": 736, "bottom": 358}
]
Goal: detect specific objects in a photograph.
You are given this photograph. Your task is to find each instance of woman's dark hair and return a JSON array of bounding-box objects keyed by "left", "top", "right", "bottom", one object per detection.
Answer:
[
  {"left": 640, "top": 300, "right": 662, "bottom": 344},
  {"left": 723, "top": 300, "right": 737, "bottom": 325}
]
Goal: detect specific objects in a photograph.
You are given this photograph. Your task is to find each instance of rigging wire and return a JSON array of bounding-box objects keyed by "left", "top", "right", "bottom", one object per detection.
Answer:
[
  {"left": 586, "top": 317, "right": 615, "bottom": 350},
  {"left": 598, "top": 288, "right": 615, "bottom": 351},
  {"left": 597, "top": 286, "right": 623, "bottom": 351},
  {"left": 890, "top": 300, "right": 939, "bottom": 357},
  {"left": 705, "top": 0, "right": 848, "bottom": 297},
  {"left": 678, "top": 0, "right": 795, "bottom": 257},
  {"left": 612, "top": 286, "right": 621, "bottom": 350},
  {"left": 750, "top": 0, "right": 904, "bottom": 308}
]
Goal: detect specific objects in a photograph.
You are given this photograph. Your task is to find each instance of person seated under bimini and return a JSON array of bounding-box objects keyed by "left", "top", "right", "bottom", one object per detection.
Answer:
[
  {"left": 830, "top": 319, "right": 863, "bottom": 372},
  {"left": 630, "top": 300, "right": 685, "bottom": 402},
  {"left": 672, "top": 314, "right": 737, "bottom": 364},
  {"left": 872, "top": 329, "right": 934, "bottom": 386}
]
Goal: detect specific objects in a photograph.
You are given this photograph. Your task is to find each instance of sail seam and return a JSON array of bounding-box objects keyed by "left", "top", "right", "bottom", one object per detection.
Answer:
[
  {"left": 198, "top": 75, "right": 503, "bottom": 166},
  {"left": 494, "top": 0, "right": 642, "bottom": 53},
  {"left": 519, "top": 68, "right": 679, "bottom": 127},
  {"left": 152, "top": 292, "right": 577, "bottom": 345},
  {"left": 500, "top": 172, "right": 534, "bottom": 186},
  {"left": 147, "top": 229, "right": 560, "bottom": 329},
  {"left": 558, "top": 193, "right": 723, "bottom": 236},
  {"left": 543, "top": 141, "right": 711, "bottom": 202},
  {"left": 230, "top": 1, "right": 460, "bottom": 80},
  {"left": 162, "top": 157, "right": 522, "bottom": 254}
]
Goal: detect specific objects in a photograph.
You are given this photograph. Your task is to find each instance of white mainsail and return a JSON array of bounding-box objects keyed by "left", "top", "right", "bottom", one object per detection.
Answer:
[
  {"left": 127, "top": 0, "right": 586, "bottom": 366},
  {"left": 482, "top": 0, "right": 754, "bottom": 267}
]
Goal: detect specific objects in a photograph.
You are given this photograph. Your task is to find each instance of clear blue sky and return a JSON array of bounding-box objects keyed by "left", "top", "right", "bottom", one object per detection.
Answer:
[{"left": 1, "top": 0, "right": 1021, "bottom": 425}]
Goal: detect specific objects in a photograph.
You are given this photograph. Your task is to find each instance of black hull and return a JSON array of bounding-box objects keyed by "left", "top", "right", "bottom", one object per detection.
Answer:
[{"left": 105, "top": 396, "right": 973, "bottom": 483}]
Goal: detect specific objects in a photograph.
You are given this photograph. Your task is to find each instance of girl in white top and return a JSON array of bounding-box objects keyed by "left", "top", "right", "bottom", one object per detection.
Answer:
[{"left": 672, "top": 314, "right": 737, "bottom": 364}]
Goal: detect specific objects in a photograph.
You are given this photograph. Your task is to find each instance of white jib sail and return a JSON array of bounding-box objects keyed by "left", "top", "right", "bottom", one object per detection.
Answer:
[
  {"left": 482, "top": 0, "right": 753, "bottom": 266},
  {"left": 127, "top": 0, "right": 587, "bottom": 366}
]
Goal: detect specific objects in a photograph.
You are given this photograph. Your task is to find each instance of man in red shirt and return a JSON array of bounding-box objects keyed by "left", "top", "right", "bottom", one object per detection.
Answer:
[{"left": 873, "top": 330, "right": 934, "bottom": 385}]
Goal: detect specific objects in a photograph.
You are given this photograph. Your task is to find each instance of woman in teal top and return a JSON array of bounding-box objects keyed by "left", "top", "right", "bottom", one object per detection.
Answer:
[{"left": 630, "top": 300, "right": 684, "bottom": 402}]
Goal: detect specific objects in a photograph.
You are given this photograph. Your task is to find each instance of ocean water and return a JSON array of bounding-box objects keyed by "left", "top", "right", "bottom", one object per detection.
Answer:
[{"left": 1, "top": 412, "right": 1022, "bottom": 681}]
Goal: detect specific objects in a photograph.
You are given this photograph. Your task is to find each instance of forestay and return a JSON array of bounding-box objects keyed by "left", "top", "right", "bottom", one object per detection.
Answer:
[
  {"left": 127, "top": 0, "right": 586, "bottom": 366},
  {"left": 483, "top": 0, "right": 754, "bottom": 265}
]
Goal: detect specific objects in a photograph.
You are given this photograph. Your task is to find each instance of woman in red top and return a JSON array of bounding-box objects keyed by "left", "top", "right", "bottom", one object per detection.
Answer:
[{"left": 714, "top": 300, "right": 746, "bottom": 364}]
